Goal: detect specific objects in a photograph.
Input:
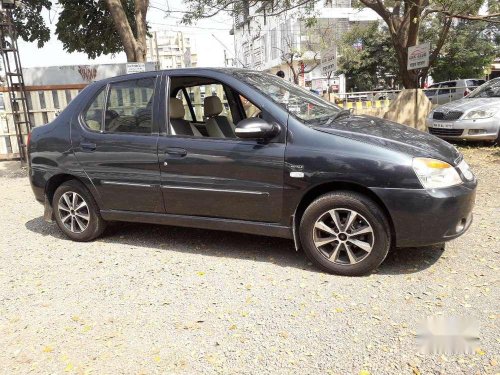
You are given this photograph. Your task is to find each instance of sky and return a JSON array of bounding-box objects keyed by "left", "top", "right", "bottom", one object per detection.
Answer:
[{"left": 18, "top": 0, "right": 235, "bottom": 68}]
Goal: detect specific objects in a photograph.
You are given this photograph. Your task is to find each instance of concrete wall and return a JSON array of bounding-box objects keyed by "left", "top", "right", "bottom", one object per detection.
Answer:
[{"left": 23, "top": 62, "right": 156, "bottom": 86}]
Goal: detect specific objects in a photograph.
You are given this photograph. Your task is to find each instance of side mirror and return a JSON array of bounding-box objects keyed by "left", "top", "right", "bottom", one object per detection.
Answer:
[{"left": 235, "top": 118, "right": 280, "bottom": 139}]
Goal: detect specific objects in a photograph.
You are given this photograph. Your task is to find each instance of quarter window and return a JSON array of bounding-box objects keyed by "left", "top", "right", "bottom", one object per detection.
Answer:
[{"left": 104, "top": 77, "right": 156, "bottom": 134}]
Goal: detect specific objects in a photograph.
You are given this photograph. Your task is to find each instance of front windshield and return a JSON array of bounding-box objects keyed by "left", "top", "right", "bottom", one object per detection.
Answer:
[
  {"left": 236, "top": 71, "right": 341, "bottom": 122},
  {"left": 467, "top": 78, "right": 500, "bottom": 98}
]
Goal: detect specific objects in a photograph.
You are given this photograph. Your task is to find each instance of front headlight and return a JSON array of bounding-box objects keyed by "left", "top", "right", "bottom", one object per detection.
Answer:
[
  {"left": 412, "top": 158, "right": 462, "bottom": 189},
  {"left": 463, "top": 109, "right": 497, "bottom": 120}
]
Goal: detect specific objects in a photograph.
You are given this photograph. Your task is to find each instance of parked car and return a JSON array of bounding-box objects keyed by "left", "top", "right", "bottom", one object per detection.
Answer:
[
  {"left": 425, "top": 79, "right": 485, "bottom": 105},
  {"left": 427, "top": 78, "right": 500, "bottom": 142},
  {"left": 28, "top": 68, "right": 477, "bottom": 276}
]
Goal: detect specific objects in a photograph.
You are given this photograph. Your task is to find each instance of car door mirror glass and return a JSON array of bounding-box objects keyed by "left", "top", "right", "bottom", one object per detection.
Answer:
[{"left": 235, "top": 118, "right": 279, "bottom": 139}]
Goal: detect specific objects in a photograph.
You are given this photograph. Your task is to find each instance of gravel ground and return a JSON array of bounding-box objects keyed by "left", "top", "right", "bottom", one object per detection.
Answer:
[{"left": 0, "top": 145, "right": 499, "bottom": 375}]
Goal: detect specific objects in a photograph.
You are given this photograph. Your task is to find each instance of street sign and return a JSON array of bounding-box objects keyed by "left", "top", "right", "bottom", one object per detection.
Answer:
[
  {"left": 407, "top": 42, "right": 430, "bottom": 71},
  {"left": 321, "top": 48, "right": 337, "bottom": 76},
  {"left": 126, "top": 63, "right": 146, "bottom": 74}
]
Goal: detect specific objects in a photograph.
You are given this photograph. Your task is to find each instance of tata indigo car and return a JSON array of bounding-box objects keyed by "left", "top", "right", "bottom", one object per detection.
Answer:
[{"left": 28, "top": 69, "right": 477, "bottom": 276}]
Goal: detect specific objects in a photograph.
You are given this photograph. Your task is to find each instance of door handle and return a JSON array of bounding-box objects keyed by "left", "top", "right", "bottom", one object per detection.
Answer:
[
  {"left": 165, "top": 148, "right": 187, "bottom": 157},
  {"left": 81, "top": 142, "right": 97, "bottom": 152}
]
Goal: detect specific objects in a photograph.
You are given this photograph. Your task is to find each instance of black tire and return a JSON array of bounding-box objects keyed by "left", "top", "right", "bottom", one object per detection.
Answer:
[
  {"left": 52, "top": 180, "right": 106, "bottom": 241},
  {"left": 299, "top": 191, "right": 391, "bottom": 276}
]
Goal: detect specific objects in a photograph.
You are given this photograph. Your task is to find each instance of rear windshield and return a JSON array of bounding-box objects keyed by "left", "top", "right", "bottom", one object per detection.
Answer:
[
  {"left": 467, "top": 79, "right": 500, "bottom": 98},
  {"left": 466, "top": 80, "right": 485, "bottom": 88}
]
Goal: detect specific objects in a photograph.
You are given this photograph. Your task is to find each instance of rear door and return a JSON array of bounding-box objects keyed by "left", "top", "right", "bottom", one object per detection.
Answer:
[
  {"left": 435, "top": 81, "right": 457, "bottom": 104},
  {"left": 71, "top": 74, "right": 163, "bottom": 213},
  {"left": 157, "top": 74, "right": 286, "bottom": 223}
]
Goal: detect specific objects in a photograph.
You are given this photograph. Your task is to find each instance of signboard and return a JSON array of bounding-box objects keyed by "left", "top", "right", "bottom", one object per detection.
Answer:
[
  {"left": 311, "top": 79, "right": 325, "bottom": 92},
  {"left": 407, "top": 42, "right": 430, "bottom": 71},
  {"left": 321, "top": 48, "right": 337, "bottom": 76},
  {"left": 126, "top": 63, "right": 146, "bottom": 74}
]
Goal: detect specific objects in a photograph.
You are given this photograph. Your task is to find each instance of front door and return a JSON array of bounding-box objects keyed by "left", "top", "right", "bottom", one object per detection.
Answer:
[
  {"left": 157, "top": 76, "right": 285, "bottom": 223},
  {"left": 72, "top": 75, "right": 163, "bottom": 213}
]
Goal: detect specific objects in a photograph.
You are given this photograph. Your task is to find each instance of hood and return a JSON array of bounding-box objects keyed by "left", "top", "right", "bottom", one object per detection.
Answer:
[
  {"left": 435, "top": 97, "right": 500, "bottom": 114},
  {"left": 313, "top": 115, "right": 461, "bottom": 163}
]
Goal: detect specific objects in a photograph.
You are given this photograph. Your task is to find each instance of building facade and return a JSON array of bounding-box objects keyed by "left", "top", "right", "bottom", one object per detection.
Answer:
[
  {"left": 232, "top": 0, "right": 378, "bottom": 91},
  {"left": 147, "top": 31, "right": 198, "bottom": 70}
]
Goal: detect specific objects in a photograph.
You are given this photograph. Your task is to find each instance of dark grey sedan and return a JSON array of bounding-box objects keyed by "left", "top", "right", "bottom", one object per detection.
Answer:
[{"left": 27, "top": 68, "right": 477, "bottom": 276}]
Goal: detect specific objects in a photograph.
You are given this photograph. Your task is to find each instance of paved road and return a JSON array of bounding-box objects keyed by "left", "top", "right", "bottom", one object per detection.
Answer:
[{"left": 0, "top": 145, "right": 498, "bottom": 374}]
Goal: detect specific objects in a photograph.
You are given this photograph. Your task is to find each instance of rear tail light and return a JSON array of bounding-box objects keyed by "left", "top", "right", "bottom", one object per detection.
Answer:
[{"left": 464, "top": 90, "right": 470, "bottom": 97}]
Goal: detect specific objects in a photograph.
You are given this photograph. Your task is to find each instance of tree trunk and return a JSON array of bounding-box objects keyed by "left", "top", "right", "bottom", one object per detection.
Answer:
[
  {"left": 134, "top": 0, "right": 149, "bottom": 62},
  {"left": 104, "top": 0, "right": 149, "bottom": 62}
]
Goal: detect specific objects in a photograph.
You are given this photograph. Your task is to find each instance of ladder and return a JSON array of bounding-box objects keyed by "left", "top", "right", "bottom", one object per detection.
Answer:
[{"left": 0, "top": 5, "right": 32, "bottom": 163}]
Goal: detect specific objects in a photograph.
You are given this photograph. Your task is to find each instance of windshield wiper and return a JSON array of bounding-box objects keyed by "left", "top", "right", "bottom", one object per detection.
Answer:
[{"left": 326, "top": 109, "right": 352, "bottom": 125}]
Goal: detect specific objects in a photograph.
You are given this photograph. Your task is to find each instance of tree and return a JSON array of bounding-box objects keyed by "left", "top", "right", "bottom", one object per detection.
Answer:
[
  {"left": 11, "top": 0, "right": 149, "bottom": 62},
  {"left": 338, "top": 19, "right": 498, "bottom": 89},
  {"left": 275, "top": 20, "right": 334, "bottom": 84},
  {"left": 336, "top": 23, "right": 399, "bottom": 91},
  {"left": 356, "top": 0, "right": 500, "bottom": 88},
  {"left": 182, "top": 0, "right": 499, "bottom": 88},
  {"left": 426, "top": 21, "right": 498, "bottom": 81}
]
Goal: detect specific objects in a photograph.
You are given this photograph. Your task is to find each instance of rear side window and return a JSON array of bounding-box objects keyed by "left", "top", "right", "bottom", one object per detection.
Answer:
[
  {"left": 438, "top": 82, "right": 457, "bottom": 95},
  {"left": 83, "top": 89, "right": 106, "bottom": 131},
  {"left": 105, "top": 78, "right": 156, "bottom": 134},
  {"left": 466, "top": 80, "right": 485, "bottom": 88}
]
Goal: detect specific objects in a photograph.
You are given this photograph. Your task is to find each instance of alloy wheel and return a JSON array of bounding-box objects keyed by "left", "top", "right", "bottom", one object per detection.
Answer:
[
  {"left": 312, "top": 208, "right": 375, "bottom": 265},
  {"left": 57, "top": 191, "right": 90, "bottom": 233}
]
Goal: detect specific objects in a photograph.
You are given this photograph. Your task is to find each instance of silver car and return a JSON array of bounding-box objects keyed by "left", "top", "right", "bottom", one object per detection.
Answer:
[
  {"left": 427, "top": 78, "right": 500, "bottom": 142},
  {"left": 425, "top": 79, "right": 485, "bottom": 105}
]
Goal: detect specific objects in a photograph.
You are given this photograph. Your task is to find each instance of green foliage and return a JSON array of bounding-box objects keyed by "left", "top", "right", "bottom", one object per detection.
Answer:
[
  {"left": 11, "top": 0, "right": 141, "bottom": 59},
  {"left": 55, "top": 0, "right": 137, "bottom": 59},
  {"left": 12, "top": 0, "right": 52, "bottom": 48},
  {"left": 336, "top": 23, "right": 399, "bottom": 91},
  {"left": 338, "top": 19, "right": 498, "bottom": 89},
  {"left": 429, "top": 21, "right": 498, "bottom": 81}
]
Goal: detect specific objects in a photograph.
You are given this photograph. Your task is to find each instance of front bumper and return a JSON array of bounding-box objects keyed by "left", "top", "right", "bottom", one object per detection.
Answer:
[
  {"left": 371, "top": 180, "right": 477, "bottom": 248},
  {"left": 427, "top": 117, "right": 499, "bottom": 141}
]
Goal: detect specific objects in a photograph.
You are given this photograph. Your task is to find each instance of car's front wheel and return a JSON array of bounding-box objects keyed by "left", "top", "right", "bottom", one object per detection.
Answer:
[
  {"left": 299, "top": 191, "right": 391, "bottom": 276},
  {"left": 52, "top": 180, "right": 106, "bottom": 241}
]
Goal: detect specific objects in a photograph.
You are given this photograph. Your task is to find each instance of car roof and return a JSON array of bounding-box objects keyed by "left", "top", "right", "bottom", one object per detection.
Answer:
[{"left": 93, "top": 67, "right": 262, "bottom": 86}]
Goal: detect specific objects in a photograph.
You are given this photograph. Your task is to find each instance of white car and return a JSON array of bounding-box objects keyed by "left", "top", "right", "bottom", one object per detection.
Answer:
[
  {"left": 427, "top": 78, "right": 500, "bottom": 142},
  {"left": 425, "top": 79, "right": 485, "bottom": 105}
]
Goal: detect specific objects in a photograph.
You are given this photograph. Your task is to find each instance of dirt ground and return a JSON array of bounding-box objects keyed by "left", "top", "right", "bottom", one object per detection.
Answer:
[{"left": 0, "top": 144, "right": 499, "bottom": 374}]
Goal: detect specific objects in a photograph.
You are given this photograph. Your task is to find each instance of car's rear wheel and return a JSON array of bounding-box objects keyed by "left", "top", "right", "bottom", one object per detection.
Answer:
[
  {"left": 299, "top": 191, "right": 391, "bottom": 276},
  {"left": 52, "top": 180, "right": 106, "bottom": 241}
]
